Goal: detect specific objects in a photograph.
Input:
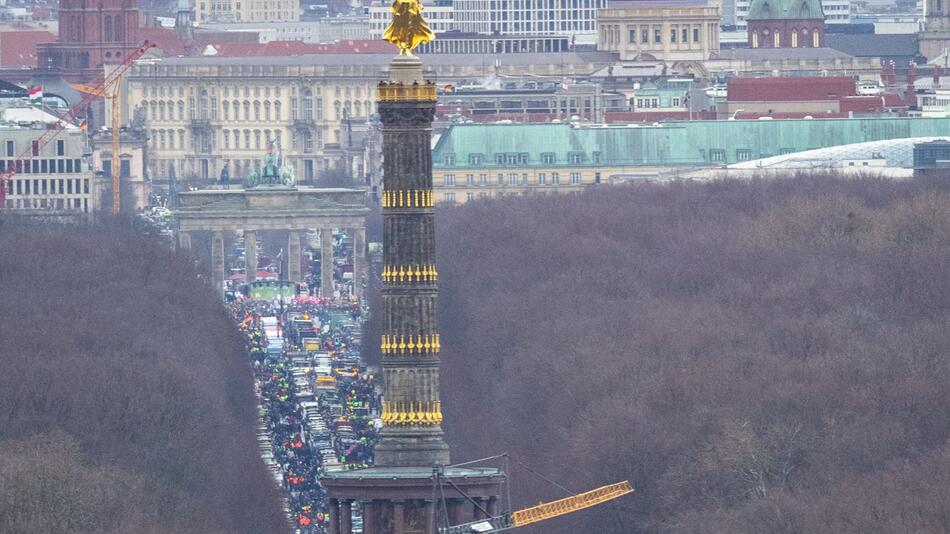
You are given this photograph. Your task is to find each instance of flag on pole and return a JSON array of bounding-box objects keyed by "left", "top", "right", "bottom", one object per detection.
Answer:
[
  {"left": 28, "top": 86, "right": 43, "bottom": 102},
  {"left": 79, "top": 118, "right": 89, "bottom": 130}
]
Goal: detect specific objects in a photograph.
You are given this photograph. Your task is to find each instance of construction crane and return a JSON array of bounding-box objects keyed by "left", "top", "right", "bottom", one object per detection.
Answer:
[
  {"left": 435, "top": 460, "right": 634, "bottom": 534},
  {"left": 0, "top": 41, "right": 154, "bottom": 213}
]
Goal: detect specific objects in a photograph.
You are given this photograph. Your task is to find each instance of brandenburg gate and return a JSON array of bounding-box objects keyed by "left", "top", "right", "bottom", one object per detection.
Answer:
[{"left": 175, "top": 185, "right": 369, "bottom": 300}]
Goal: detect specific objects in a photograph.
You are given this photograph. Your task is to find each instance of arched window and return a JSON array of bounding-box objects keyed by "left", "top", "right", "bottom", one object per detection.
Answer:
[
  {"left": 254, "top": 100, "right": 261, "bottom": 121},
  {"left": 244, "top": 129, "right": 250, "bottom": 148},
  {"left": 178, "top": 130, "right": 185, "bottom": 148},
  {"left": 773, "top": 31, "right": 780, "bottom": 47},
  {"left": 223, "top": 100, "right": 230, "bottom": 121},
  {"left": 304, "top": 89, "right": 315, "bottom": 120},
  {"left": 114, "top": 15, "right": 124, "bottom": 41},
  {"left": 159, "top": 101, "right": 166, "bottom": 121},
  {"left": 159, "top": 130, "right": 166, "bottom": 149},
  {"left": 243, "top": 101, "right": 250, "bottom": 121},
  {"left": 274, "top": 101, "right": 282, "bottom": 120},
  {"left": 752, "top": 31, "right": 759, "bottom": 48},
  {"left": 223, "top": 129, "right": 230, "bottom": 149},
  {"left": 791, "top": 30, "right": 798, "bottom": 47},
  {"left": 233, "top": 100, "right": 240, "bottom": 120},
  {"left": 812, "top": 29, "right": 819, "bottom": 47},
  {"left": 334, "top": 100, "right": 341, "bottom": 120},
  {"left": 254, "top": 130, "right": 261, "bottom": 150},
  {"left": 150, "top": 101, "right": 157, "bottom": 120},
  {"left": 177, "top": 100, "right": 184, "bottom": 120},
  {"left": 104, "top": 15, "right": 113, "bottom": 42},
  {"left": 264, "top": 101, "right": 271, "bottom": 121},
  {"left": 302, "top": 130, "right": 313, "bottom": 153}
]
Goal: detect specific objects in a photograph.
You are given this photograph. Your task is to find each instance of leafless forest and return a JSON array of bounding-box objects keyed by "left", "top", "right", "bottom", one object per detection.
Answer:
[
  {"left": 0, "top": 221, "right": 288, "bottom": 534},
  {"left": 429, "top": 176, "right": 950, "bottom": 533}
]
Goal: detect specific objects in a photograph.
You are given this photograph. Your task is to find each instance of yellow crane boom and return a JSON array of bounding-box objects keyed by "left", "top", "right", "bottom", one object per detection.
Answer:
[
  {"left": 512, "top": 481, "right": 634, "bottom": 527},
  {"left": 440, "top": 480, "right": 634, "bottom": 534}
]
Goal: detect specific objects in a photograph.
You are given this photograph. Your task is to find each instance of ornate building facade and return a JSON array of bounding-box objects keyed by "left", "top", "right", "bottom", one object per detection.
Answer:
[
  {"left": 746, "top": 0, "right": 825, "bottom": 48},
  {"left": 124, "top": 57, "right": 378, "bottom": 185},
  {"left": 37, "top": 0, "right": 140, "bottom": 82},
  {"left": 597, "top": 0, "right": 721, "bottom": 62}
]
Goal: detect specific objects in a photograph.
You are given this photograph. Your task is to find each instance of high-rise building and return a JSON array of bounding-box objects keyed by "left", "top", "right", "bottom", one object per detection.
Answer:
[
  {"left": 452, "top": 0, "right": 606, "bottom": 42},
  {"left": 320, "top": 51, "right": 504, "bottom": 534},
  {"left": 195, "top": 0, "right": 300, "bottom": 23},
  {"left": 0, "top": 107, "right": 98, "bottom": 217},
  {"left": 36, "top": 0, "right": 140, "bottom": 82}
]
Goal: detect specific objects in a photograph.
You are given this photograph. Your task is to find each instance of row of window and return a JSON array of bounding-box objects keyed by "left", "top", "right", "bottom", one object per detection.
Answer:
[
  {"left": 447, "top": 152, "right": 598, "bottom": 166},
  {"left": 3, "top": 139, "right": 68, "bottom": 158},
  {"left": 442, "top": 172, "right": 587, "bottom": 186},
  {"left": 4, "top": 177, "right": 89, "bottom": 197},
  {"left": 4, "top": 197, "right": 87, "bottom": 211},
  {"left": 707, "top": 148, "right": 797, "bottom": 162},
  {"left": 441, "top": 189, "right": 574, "bottom": 203},
  {"left": 0, "top": 158, "right": 83, "bottom": 175}
]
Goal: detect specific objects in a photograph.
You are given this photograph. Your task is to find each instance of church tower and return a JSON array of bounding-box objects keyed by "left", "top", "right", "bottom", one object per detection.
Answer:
[
  {"left": 921, "top": 0, "right": 950, "bottom": 60},
  {"left": 37, "top": 0, "right": 140, "bottom": 82}
]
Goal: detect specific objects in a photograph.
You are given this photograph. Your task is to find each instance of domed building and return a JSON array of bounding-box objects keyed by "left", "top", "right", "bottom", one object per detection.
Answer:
[{"left": 746, "top": 0, "right": 825, "bottom": 49}]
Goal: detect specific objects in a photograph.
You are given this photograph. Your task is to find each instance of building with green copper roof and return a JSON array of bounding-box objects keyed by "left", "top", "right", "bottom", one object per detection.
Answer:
[
  {"left": 747, "top": 0, "right": 824, "bottom": 21},
  {"left": 429, "top": 117, "right": 950, "bottom": 203},
  {"left": 746, "top": 0, "right": 825, "bottom": 48}
]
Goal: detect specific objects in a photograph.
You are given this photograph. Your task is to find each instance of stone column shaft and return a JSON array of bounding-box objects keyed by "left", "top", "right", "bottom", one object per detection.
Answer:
[
  {"left": 449, "top": 499, "right": 465, "bottom": 526},
  {"left": 353, "top": 225, "right": 366, "bottom": 300},
  {"left": 393, "top": 501, "right": 405, "bottom": 534},
  {"left": 329, "top": 499, "right": 340, "bottom": 534},
  {"left": 425, "top": 499, "right": 437, "bottom": 534},
  {"left": 288, "top": 230, "right": 301, "bottom": 284},
  {"left": 244, "top": 230, "right": 256, "bottom": 283},
  {"left": 321, "top": 228, "right": 334, "bottom": 298},
  {"left": 177, "top": 230, "right": 191, "bottom": 252},
  {"left": 374, "top": 57, "right": 450, "bottom": 468},
  {"left": 211, "top": 230, "right": 224, "bottom": 300},
  {"left": 363, "top": 501, "right": 377, "bottom": 534}
]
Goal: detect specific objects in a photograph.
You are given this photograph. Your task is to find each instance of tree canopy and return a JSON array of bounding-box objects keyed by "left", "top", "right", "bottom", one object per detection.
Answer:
[
  {"left": 0, "top": 221, "right": 288, "bottom": 534},
  {"left": 432, "top": 176, "right": 950, "bottom": 533}
]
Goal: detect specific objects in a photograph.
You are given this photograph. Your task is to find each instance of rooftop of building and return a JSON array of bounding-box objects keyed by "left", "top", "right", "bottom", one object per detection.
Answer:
[
  {"left": 145, "top": 49, "right": 618, "bottom": 67},
  {"left": 825, "top": 33, "right": 920, "bottom": 58},
  {"left": 727, "top": 136, "right": 948, "bottom": 170},
  {"left": 431, "top": 117, "right": 950, "bottom": 168},
  {"left": 711, "top": 47, "right": 855, "bottom": 60},
  {"left": 200, "top": 39, "right": 394, "bottom": 57},
  {"left": 0, "top": 30, "right": 56, "bottom": 68},
  {"left": 747, "top": 0, "right": 826, "bottom": 21},
  {"left": 727, "top": 76, "right": 856, "bottom": 101}
]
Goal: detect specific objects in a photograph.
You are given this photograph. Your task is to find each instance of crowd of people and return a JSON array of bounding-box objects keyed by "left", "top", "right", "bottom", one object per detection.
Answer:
[{"left": 234, "top": 297, "right": 379, "bottom": 533}]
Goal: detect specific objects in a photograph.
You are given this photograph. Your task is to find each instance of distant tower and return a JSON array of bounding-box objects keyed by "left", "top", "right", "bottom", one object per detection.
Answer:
[
  {"left": 746, "top": 0, "right": 825, "bottom": 48},
  {"left": 920, "top": 0, "right": 950, "bottom": 60},
  {"left": 37, "top": 0, "right": 140, "bottom": 82},
  {"left": 321, "top": 48, "right": 503, "bottom": 534},
  {"left": 176, "top": 0, "right": 195, "bottom": 42}
]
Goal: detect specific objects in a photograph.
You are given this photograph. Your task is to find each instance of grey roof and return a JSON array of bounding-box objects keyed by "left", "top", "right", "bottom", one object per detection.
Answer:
[
  {"left": 156, "top": 51, "right": 617, "bottom": 67},
  {"left": 713, "top": 47, "right": 854, "bottom": 60},
  {"left": 826, "top": 33, "right": 919, "bottom": 58}
]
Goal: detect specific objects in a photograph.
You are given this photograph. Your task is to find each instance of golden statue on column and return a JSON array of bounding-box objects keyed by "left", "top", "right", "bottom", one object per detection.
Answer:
[{"left": 382, "top": 0, "right": 435, "bottom": 55}]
